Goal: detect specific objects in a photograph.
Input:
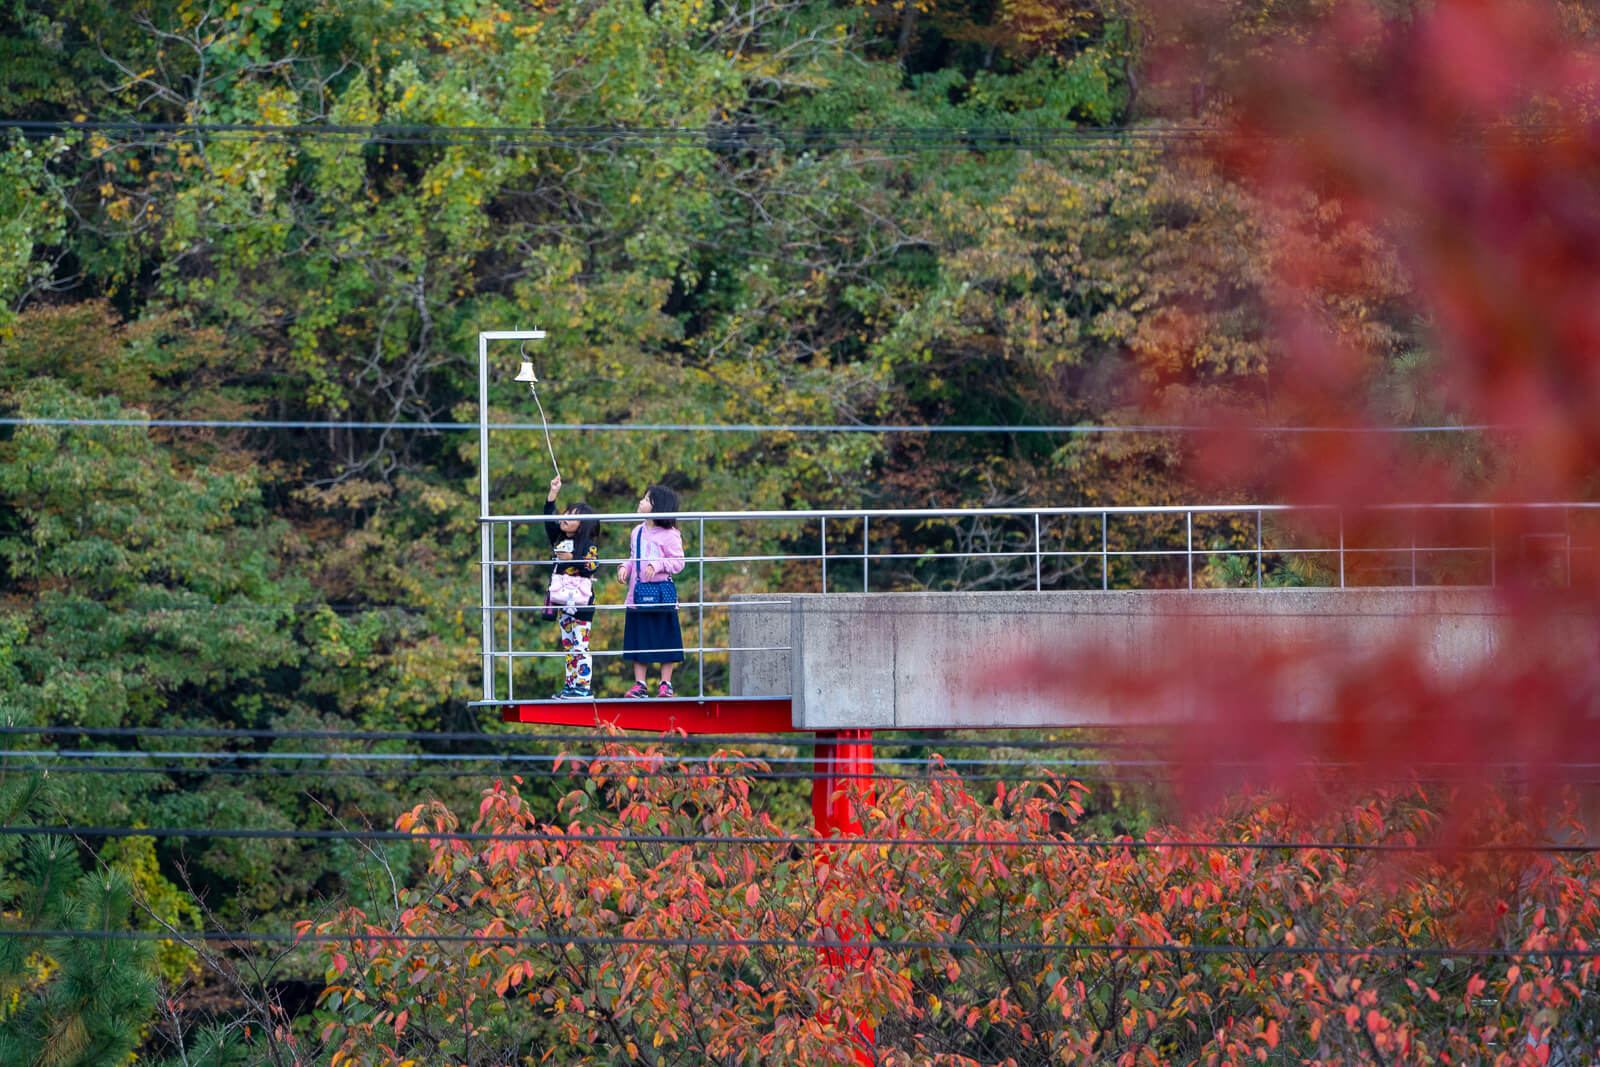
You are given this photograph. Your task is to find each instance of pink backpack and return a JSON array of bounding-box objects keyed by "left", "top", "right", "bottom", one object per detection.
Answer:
[{"left": 548, "top": 571, "right": 592, "bottom": 608}]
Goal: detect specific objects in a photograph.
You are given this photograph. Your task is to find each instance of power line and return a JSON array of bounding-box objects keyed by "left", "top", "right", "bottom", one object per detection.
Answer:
[
  {"left": 4, "top": 118, "right": 1567, "bottom": 155},
  {"left": 0, "top": 723, "right": 1149, "bottom": 750},
  {"left": 2, "top": 120, "right": 1201, "bottom": 138},
  {"left": 12, "top": 748, "right": 1600, "bottom": 771},
  {"left": 10, "top": 824, "right": 1594, "bottom": 854},
  {"left": 0, "top": 416, "right": 1494, "bottom": 435},
  {"left": 2, "top": 755, "right": 1587, "bottom": 789},
  {"left": 0, "top": 762, "right": 1171, "bottom": 786},
  {"left": 6, "top": 726, "right": 1598, "bottom": 764},
  {"left": 0, "top": 926, "right": 1590, "bottom": 960},
  {"left": 1, "top": 118, "right": 1209, "bottom": 153},
  {"left": 0, "top": 748, "right": 1180, "bottom": 770},
  {"left": 20, "top": 746, "right": 1596, "bottom": 773}
]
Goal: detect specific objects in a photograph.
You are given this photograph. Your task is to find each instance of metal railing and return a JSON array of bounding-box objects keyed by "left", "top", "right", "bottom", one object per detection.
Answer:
[{"left": 478, "top": 502, "right": 1600, "bottom": 703}]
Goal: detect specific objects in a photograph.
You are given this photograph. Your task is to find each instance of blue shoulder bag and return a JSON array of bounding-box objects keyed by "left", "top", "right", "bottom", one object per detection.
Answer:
[{"left": 632, "top": 527, "right": 678, "bottom": 608}]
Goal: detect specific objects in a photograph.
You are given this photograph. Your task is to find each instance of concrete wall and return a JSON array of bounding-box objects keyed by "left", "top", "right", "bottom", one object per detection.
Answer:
[
  {"left": 728, "top": 596, "right": 793, "bottom": 698},
  {"left": 730, "top": 589, "right": 1523, "bottom": 730}
]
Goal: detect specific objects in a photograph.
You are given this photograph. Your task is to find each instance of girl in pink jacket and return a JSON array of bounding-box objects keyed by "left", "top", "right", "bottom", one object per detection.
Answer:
[{"left": 618, "top": 484, "right": 687, "bottom": 697}]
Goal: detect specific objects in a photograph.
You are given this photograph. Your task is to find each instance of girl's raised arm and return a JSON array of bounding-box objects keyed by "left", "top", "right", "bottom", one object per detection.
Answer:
[
  {"left": 542, "top": 498, "right": 563, "bottom": 546},
  {"left": 543, "top": 476, "right": 563, "bottom": 546}
]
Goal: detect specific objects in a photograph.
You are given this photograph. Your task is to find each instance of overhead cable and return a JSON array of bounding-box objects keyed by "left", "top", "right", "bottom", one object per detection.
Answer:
[
  {"left": 9, "top": 824, "right": 1594, "bottom": 854},
  {"left": 0, "top": 416, "right": 1494, "bottom": 435},
  {"left": 0, "top": 762, "right": 1171, "bottom": 786},
  {"left": 0, "top": 724, "right": 1148, "bottom": 750},
  {"left": 0, "top": 118, "right": 1211, "bottom": 152},
  {"left": 17, "top": 747, "right": 1594, "bottom": 773},
  {"left": 0, "top": 748, "right": 1176, "bottom": 770},
  {"left": 0, "top": 926, "right": 1591, "bottom": 960}
]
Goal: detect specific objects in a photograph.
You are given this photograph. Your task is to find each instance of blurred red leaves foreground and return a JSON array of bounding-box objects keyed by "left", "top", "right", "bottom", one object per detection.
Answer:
[
  {"left": 1017, "top": 0, "right": 1600, "bottom": 835},
  {"left": 312, "top": 750, "right": 1600, "bottom": 1065}
]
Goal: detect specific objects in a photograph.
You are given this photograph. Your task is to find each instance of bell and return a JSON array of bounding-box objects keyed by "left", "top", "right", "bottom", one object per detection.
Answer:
[{"left": 514, "top": 360, "right": 539, "bottom": 384}]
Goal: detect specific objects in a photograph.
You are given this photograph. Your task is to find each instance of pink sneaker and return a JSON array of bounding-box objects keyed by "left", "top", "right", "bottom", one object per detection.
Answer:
[
  {"left": 657, "top": 681, "right": 675, "bottom": 699},
  {"left": 623, "top": 682, "right": 649, "bottom": 699}
]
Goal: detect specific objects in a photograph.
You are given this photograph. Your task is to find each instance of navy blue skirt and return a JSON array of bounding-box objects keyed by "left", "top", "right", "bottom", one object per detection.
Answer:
[{"left": 622, "top": 606, "right": 685, "bottom": 664}]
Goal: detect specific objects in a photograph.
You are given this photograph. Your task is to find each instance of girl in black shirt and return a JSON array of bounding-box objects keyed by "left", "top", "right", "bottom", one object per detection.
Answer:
[{"left": 544, "top": 476, "right": 600, "bottom": 698}]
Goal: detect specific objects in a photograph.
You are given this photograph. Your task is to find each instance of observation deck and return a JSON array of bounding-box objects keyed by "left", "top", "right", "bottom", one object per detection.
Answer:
[{"left": 476, "top": 502, "right": 1598, "bottom": 733}]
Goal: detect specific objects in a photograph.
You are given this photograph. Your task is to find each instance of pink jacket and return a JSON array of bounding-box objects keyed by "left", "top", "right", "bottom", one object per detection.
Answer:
[{"left": 618, "top": 522, "right": 685, "bottom": 607}]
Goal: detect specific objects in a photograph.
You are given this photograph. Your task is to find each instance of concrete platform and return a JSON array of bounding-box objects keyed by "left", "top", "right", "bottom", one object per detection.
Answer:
[{"left": 730, "top": 589, "right": 1542, "bottom": 730}]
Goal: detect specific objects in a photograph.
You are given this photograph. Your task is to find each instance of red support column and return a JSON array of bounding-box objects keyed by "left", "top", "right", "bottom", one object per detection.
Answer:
[
  {"left": 812, "top": 729, "right": 875, "bottom": 836},
  {"left": 812, "top": 729, "right": 876, "bottom": 1065}
]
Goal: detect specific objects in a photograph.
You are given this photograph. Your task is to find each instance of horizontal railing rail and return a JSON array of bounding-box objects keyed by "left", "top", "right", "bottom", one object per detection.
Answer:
[{"left": 483, "top": 502, "right": 1600, "bottom": 523}]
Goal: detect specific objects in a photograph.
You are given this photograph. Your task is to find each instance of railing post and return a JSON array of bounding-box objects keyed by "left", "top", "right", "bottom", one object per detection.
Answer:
[
  {"left": 1338, "top": 510, "right": 1346, "bottom": 589},
  {"left": 698, "top": 518, "right": 706, "bottom": 699},
  {"left": 506, "top": 521, "right": 515, "bottom": 700},
  {"left": 820, "top": 516, "right": 828, "bottom": 593},
  {"left": 1489, "top": 507, "right": 1497, "bottom": 588},
  {"left": 1256, "top": 509, "right": 1264, "bottom": 589},
  {"left": 1034, "top": 512, "right": 1042, "bottom": 591},
  {"left": 1101, "top": 511, "right": 1109, "bottom": 590},
  {"left": 1186, "top": 510, "right": 1193, "bottom": 589},
  {"left": 862, "top": 515, "right": 869, "bottom": 592},
  {"left": 1410, "top": 508, "right": 1418, "bottom": 587},
  {"left": 1565, "top": 506, "right": 1573, "bottom": 587},
  {"left": 481, "top": 520, "right": 495, "bottom": 702},
  {"left": 479, "top": 332, "right": 494, "bottom": 703}
]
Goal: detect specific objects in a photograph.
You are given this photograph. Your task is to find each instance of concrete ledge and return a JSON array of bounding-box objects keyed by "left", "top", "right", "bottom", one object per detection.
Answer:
[
  {"left": 731, "top": 589, "right": 1528, "bottom": 730},
  {"left": 728, "top": 596, "right": 791, "bottom": 697}
]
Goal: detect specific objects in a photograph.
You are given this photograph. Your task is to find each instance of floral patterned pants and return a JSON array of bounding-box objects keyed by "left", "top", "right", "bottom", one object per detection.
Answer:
[{"left": 558, "top": 610, "right": 592, "bottom": 691}]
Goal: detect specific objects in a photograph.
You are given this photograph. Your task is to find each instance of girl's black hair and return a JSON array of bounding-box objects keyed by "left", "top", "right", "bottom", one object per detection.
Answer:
[
  {"left": 644, "top": 484, "right": 679, "bottom": 528},
  {"left": 565, "top": 502, "right": 600, "bottom": 543}
]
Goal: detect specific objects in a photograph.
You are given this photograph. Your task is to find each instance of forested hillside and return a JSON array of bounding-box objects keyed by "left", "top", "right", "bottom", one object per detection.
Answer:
[{"left": 5, "top": 0, "right": 1590, "bottom": 1061}]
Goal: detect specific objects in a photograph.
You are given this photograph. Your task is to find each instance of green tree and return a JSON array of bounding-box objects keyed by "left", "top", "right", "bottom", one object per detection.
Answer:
[
  {"left": 0, "top": 776, "right": 160, "bottom": 1067},
  {"left": 0, "top": 138, "right": 66, "bottom": 334}
]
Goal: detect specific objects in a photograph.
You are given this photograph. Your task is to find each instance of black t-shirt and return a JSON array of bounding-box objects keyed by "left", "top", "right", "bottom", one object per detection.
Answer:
[{"left": 543, "top": 500, "right": 599, "bottom": 620}]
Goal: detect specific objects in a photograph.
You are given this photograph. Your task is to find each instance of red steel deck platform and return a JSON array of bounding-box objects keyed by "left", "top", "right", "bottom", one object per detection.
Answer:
[{"left": 501, "top": 695, "right": 795, "bottom": 734}]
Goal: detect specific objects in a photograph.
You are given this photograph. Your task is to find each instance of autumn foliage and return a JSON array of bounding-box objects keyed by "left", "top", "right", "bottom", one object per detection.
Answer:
[
  {"left": 1014, "top": 0, "right": 1600, "bottom": 819},
  {"left": 312, "top": 742, "right": 1600, "bottom": 1065},
  {"left": 305, "top": 4, "right": 1600, "bottom": 1060}
]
